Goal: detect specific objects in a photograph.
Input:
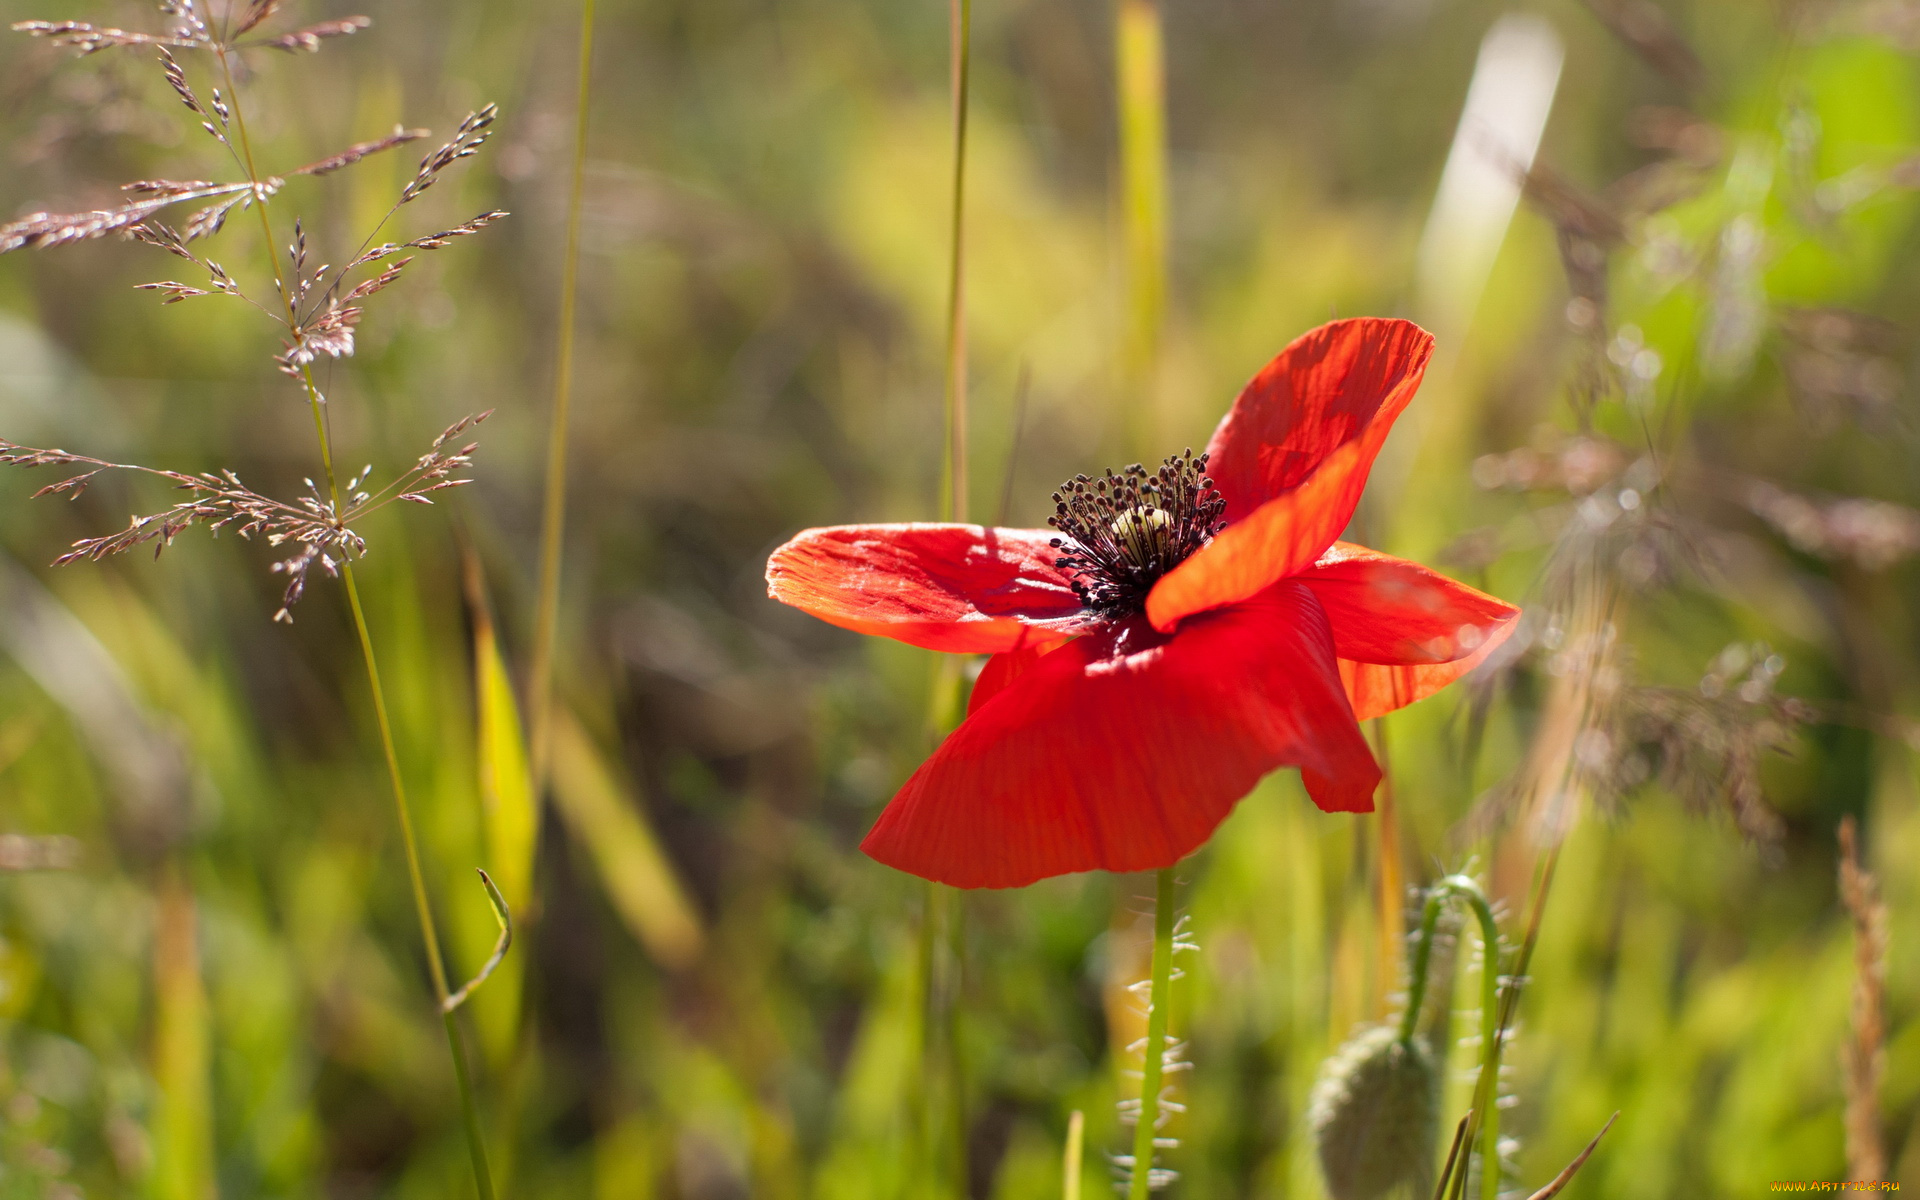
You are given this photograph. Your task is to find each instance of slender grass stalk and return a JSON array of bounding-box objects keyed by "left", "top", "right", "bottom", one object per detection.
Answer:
[
  {"left": 1432, "top": 1115, "right": 1471, "bottom": 1200},
  {"left": 342, "top": 568, "right": 497, "bottom": 1200},
  {"left": 213, "top": 44, "right": 496, "bottom": 1200},
  {"left": 914, "top": 879, "right": 940, "bottom": 1192},
  {"left": 528, "top": 0, "right": 598, "bottom": 792},
  {"left": 1126, "top": 868, "right": 1176, "bottom": 1200},
  {"left": 911, "top": 875, "right": 968, "bottom": 1199},
  {"left": 152, "top": 863, "right": 214, "bottom": 1200},
  {"left": 1114, "top": 0, "right": 1167, "bottom": 404},
  {"left": 941, "top": 0, "right": 972, "bottom": 524},
  {"left": 945, "top": 887, "right": 968, "bottom": 1196},
  {"left": 1062, "top": 1109, "right": 1084, "bottom": 1200},
  {"left": 995, "top": 365, "right": 1031, "bottom": 526},
  {"left": 915, "top": 6, "right": 974, "bottom": 1193}
]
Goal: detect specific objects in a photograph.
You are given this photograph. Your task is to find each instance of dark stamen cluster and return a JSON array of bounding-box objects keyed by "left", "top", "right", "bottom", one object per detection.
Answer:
[{"left": 1048, "top": 450, "right": 1227, "bottom": 618}]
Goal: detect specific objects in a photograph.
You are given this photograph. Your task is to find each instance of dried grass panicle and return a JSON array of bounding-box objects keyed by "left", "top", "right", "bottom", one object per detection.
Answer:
[
  {"left": 0, "top": 833, "right": 82, "bottom": 872},
  {"left": 3, "top": 7, "right": 506, "bottom": 617},
  {"left": 158, "top": 0, "right": 210, "bottom": 42},
  {"left": 292, "top": 126, "right": 428, "bottom": 178},
  {"left": 259, "top": 17, "right": 370, "bottom": 53},
  {"left": 1838, "top": 816, "right": 1888, "bottom": 1180},
  {"left": 344, "top": 258, "right": 413, "bottom": 302},
  {"left": 352, "top": 211, "right": 510, "bottom": 265},
  {"left": 10, "top": 19, "right": 203, "bottom": 54},
  {"left": 1484, "top": 623, "right": 1803, "bottom": 845},
  {"left": 158, "top": 46, "right": 229, "bottom": 145},
  {"left": 0, "top": 181, "right": 272, "bottom": 255},
  {"left": 1609, "top": 678, "right": 1801, "bottom": 845},
  {"left": 13, "top": 0, "right": 365, "bottom": 56},
  {"left": 0, "top": 414, "right": 489, "bottom": 619},
  {"left": 2, "top": 194, "right": 195, "bottom": 253},
  {"left": 1775, "top": 307, "right": 1907, "bottom": 429},
  {"left": 133, "top": 221, "right": 198, "bottom": 261},
  {"left": 403, "top": 105, "right": 498, "bottom": 203},
  {"left": 1578, "top": 0, "right": 1705, "bottom": 91},
  {"left": 1744, "top": 480, "right": 1920, "bottom": 571},
  {"left": 136, "top": 279, "right": 214, "bottom": 304},
  {"left": 274, "top": 302, "right": 360, "bottom": 373},
  {"left": 232, "top": 0, "right": 285, "bottom": 39}
]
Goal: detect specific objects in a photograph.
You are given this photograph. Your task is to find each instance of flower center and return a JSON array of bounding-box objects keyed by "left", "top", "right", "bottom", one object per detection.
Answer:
[{"left": 1047, "top": 450, "right": 1227, "bottom": 617}]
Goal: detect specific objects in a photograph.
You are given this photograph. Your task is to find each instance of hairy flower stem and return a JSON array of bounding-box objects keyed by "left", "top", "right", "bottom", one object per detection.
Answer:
[
  {"left": 1126, "top": 868, "right": 1176, "bottom": 1200},
  {"left": 216, "top": 48, "right": 496, "bottom": 1200},
  {"left": 528, "top": 0, "right": 597, "bottom": 791},
  {"left": 1404, "top": 877, "right": 1502, "bottom": 1200}
]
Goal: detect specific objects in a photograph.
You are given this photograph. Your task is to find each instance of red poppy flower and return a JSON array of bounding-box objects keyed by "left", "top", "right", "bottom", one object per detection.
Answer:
[{"left": 768, "top": 318, "right": 1519, "bottom": 888}]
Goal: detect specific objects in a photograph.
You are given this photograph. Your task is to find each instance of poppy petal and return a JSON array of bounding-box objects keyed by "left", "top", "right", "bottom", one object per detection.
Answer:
[
  {"left": 767, "top": 523, "right": 1090, "bottom": 654},
  {"left": 967, "top": 642, "right": 1050, "bottom": 716},
  {"left": 862, "top": 582, "right": 1380, "bottom": 889},
  {"left": 1203, "top": 318, "right": 1435, "bottom": 521},
  {"left": 1300, "top": 542, "right": 1520, "bottom": 665},
  {"left": 1145, "top": 319, "right": 1434, "bottom": 631},
  {"left": 1338, "top": 627, "right": 1514, "bottom": 722}
]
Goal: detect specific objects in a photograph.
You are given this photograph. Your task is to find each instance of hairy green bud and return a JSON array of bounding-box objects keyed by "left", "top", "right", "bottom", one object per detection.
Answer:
[{"left": 1308, "top": 1025, "right": 1439, "bottom": 1200}]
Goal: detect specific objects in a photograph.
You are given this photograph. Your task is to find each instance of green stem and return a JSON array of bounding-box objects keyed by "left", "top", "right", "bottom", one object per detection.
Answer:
[
  {"left": 941, "top": 0, "right": 972, "bottom": 523},
  {"left": 1409, "top": 876, "right": 1499, "bottom": 1200},
  {"left": 528, "top": 0, "right": 597, "bottom": 791},
  {"left": 915, "top": 879, "right": 938, "bottom": 1192},
  {"left": 1126, "top": 868, "right": 1176, "bottom": 1200},
  {"left": 1462, "top": 895, "right": 1503, "bottom": 1200},
  {"left": 1397, "top": 889, "right": 1447, "bottom": 1045},
  {"left": 443, "top": 1011, "right": 495, "bottom": 1195},
  {"left": 915, "top": 6, "right": 973, "bottom": 1191},
  {"left": 214, "top": 43, "right": 495, "bottom": 1199},
  {"left": 1062, "top": 1109, "right": 1084, "bottom": 1200},
  {"left": 343, "top": 567, "right": 496, "bottom": 1200},
  {"left": 945, "top": 890, "right": 967, "bottom": 1198},
  {"left": 1114, "top": 0, "right": 1167, "bottom": 400},
  {"left": 914, "top": 879, "right": 962, "bottom": 1197}
]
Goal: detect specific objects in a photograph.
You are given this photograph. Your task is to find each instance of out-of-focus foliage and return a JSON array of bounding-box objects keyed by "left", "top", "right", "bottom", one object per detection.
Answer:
[{"left": 0, "top": 0, "right": 1915, "bottom": 1196}]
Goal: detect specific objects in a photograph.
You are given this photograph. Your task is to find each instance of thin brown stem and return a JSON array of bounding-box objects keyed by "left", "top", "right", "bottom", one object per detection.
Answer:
[{"left": 1523, "top": 1112, "right": 1616, "bottom": 1200}]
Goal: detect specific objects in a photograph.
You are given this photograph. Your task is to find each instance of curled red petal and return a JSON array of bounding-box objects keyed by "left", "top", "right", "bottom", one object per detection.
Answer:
[
  {"left": 766, "top": 523, "right": 1088, "bottom": 654},
  {"left": 1339, "top": 622, "right": 1515, "bottom": 722},
  {"left": 1203, "top": 318, "right": 1435, "bottom": 521},
  {"left": 1300, "top": 542, "right": 1520, "bottom": 665},
  {"left": 862, "top": 582, "right": 1380, "bottom": 889},
  {"left": 1145, "top": 319, "right": 1434, "bottom": 631}
]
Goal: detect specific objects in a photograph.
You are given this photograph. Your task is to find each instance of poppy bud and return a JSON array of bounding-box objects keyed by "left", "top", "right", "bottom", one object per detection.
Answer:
[{"left": 1308, "top": 1025, "right": 1439, "bottom": 1200}]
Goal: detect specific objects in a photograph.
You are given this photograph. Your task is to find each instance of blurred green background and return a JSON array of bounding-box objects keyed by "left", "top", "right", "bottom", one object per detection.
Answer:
[{"left": 0, "top": 0, "right": 1916, "bottom": 1195}]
